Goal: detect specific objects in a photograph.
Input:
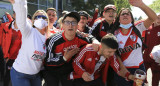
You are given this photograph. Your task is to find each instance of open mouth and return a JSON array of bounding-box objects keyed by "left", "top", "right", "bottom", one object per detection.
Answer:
[
  {"left": 123, "top": 18, "right": 128, "bottom": 20},
  {"left": 68, "top": 29, "right": 74, "bottom": 31},
  {"left": 109, "top": 16, "right": 114, "bottom": 18}
]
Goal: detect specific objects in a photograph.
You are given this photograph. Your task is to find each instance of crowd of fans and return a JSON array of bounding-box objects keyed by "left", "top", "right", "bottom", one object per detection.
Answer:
[{"left": 0, "top": 0, "right": 160, "bottom": 86}]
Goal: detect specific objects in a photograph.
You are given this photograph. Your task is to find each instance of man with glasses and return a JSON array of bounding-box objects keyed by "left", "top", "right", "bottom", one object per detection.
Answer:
[{"left": 43, "top": 12, "right": 99, "bottom": 86}]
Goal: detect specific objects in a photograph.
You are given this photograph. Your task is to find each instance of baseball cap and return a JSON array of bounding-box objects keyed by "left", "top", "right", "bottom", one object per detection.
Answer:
[
  {"left": 104, "top": 4, "right": 116, "bottom": 11},
  {"left": 78, "top": 11, "right": 88, "bottom": 19},
  {"left": 63, "top": 12, "right": 80, "bottom": 22}
]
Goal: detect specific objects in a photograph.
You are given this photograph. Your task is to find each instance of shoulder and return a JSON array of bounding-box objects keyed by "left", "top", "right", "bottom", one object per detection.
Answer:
[{"left": 80, "top": 44, "right": 95, "bottom": 52}]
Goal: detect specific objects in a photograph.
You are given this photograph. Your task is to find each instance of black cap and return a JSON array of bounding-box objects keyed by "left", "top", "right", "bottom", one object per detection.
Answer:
[
  {"left": 78, "top": 11, "right": 88, "bottom": 19},
  {"left": 63, "top": 12, "right": 80, "bottom": 22}
]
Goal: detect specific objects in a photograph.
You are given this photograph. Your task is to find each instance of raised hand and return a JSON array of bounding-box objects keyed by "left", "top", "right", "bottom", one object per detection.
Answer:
[
  {"left": 129, "top": 0, "right": 144, "bottom": 7},
  {"left": 8, "top": 0, "right": 15, "bottom": 4}
]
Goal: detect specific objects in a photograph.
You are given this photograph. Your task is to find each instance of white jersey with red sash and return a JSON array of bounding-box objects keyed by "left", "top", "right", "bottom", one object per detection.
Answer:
[{"left": 115, "top": 22, "right": 146, "bottom": 68}]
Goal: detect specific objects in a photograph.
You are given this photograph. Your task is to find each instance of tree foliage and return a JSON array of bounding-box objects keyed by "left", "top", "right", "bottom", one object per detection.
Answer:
[
  {"left": 69, "top": 0, "right": 130, "bottom": 16},
  {"left": 149, "top": 0, "right": 160, "bottom": 13}
]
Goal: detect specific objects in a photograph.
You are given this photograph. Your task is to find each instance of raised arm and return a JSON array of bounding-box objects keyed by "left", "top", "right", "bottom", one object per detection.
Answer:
[
  {"left": 129, "top": 0, "right": 157, "bottom": 29},
  {"left": 9, "top": 0, "right": 32, "bottom": 37}
]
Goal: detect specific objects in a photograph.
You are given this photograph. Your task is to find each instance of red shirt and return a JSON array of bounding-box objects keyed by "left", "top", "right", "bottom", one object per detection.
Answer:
[
  {"left": 44, "top": 31, "right": 95, "bottom": 75},
  {"left": 2, "top": 22, "right": 22, "bottom": 59},
  {"left": 70, "top": 44, "right": 120, "bottom": 84},
  {"left": 143, "top": 24, "right": 160, "bottom": 62}
]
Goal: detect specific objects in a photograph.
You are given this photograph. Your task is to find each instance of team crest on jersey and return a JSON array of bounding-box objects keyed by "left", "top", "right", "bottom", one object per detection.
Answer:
[
  {"left": 130, "top": 34, "right": 136, "bottom": 41},
  {"left": 87, "top": 58, "right": 92, "bottom": 62},
  {"left": 157, "top": 32, "right": 160, "bottom": 36}
]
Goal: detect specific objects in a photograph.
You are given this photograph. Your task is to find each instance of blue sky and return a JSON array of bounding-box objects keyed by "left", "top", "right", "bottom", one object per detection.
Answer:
[{"left": 131, "top": 0, "right": 156, "bottom": 19}]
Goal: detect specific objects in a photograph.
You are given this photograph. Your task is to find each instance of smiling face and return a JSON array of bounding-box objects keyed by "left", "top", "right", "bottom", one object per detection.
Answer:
[
  {"left": 119, "top": 9, "right": 132, "bottom": 25},
  {"left": 62, "top": 17, "right": 78, "bottom": 36},
  {"left": 103, "top": 9, "right": 116, "bottom": 22}
]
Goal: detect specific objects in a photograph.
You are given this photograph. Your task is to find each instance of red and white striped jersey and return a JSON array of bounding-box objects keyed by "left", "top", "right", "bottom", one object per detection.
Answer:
[{"left": 115, "top": 22, "right": 147, "bottom": 68}]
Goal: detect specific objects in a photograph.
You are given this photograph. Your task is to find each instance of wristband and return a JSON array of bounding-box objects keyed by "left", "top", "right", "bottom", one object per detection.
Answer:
[{"left": 125, "top": 72, "right": 130, "bottom": 81}]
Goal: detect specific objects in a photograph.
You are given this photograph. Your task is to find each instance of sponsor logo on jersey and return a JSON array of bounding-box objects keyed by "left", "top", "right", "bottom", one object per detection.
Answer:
[
  {"left": 63, "top": 45, "right": 78, "bottom": 51},
  {"left": 31, "top": 50, "right": 46, "bottom": 61},
  {"left": 118, "top": 43, "right": 141, "bottom": 54}
]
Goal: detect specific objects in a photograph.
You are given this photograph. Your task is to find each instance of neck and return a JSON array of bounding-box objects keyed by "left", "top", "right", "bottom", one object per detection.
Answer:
[
  {"left": 105, "top": 19, "right": 113, "bottom": 25},
  {"left": 64, "top": 32, "right": 75, "bottom": 41},
  {"left": 78, "top": 26, "right": 85, "bottom": 32},
  {"left": 36, "top": 28, "right": 45, "bottom": 35},
  {"left": 14, "top": 21, "right": 18, "bottom": 29},
  {"left": 121, "top": 28, "right": 129, "bottom": 35},
  {"left": 49, "top": 23, "right": 54, "bottom": 29}
]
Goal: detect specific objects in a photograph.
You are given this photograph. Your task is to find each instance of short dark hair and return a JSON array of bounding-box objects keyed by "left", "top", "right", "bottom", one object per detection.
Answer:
[
  {"left": 78, "top": 11, "right": 88, "bottom": 19},
  {"left": 101, "top": 33, "right": 118, "bottom": 49},
  {"left": 62, "top": 12, "right": 80, "bottom": 23}
]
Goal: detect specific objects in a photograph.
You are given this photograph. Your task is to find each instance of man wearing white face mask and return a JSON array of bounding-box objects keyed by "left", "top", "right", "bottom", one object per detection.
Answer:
[
  {"left": 9, "top": 0, "right": 50, "bottom": 86},
  {"left": 110, "top": 0, "right": 157, "bottom": 86}
]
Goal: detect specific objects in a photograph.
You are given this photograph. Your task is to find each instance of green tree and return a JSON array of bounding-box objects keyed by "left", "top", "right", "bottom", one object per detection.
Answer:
[
  {"left": 69, "top": 0, "right": 130, "bottom": 16},
  {"left": 149, "top": 0, "right": 160, "bottom": 13},
  {"left": 114, "top": 0, "right": 131, "bottom": 13}
]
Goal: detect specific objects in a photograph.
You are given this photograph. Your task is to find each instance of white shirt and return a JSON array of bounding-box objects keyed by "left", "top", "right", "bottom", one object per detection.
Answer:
[
  {"left": 12, "top": 0, "right": 46, "bottom": 75},
  {"left": 115, "top": 22, "right": 146, "bottom": 68}
]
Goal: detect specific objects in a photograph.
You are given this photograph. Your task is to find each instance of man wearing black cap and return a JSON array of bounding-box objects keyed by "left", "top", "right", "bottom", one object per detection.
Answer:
[
  {"left": 43, "top": 12, "right": 99, "bottom": 86},
  {"left": 78, "top": 11, "right": 92, "bottom": 33},
  {"left": 90, "top": 4, "right": 117, "bottom": 41}
]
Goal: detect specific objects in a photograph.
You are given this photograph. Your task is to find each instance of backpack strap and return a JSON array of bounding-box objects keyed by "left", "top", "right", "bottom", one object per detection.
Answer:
[{"left": 132, "top": 26, "right": 147, "bottom": 48}]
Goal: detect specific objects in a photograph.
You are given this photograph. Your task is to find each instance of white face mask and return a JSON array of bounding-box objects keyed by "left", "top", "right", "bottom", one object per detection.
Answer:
[
  {"left": 120, "top": 23, "right": 132, "bottom": 29},
  {"left": 33, "top": 18, "right": 48, "bottom": 30}
]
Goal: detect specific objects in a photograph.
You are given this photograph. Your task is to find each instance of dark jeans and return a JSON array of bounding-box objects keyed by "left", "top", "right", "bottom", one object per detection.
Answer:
[
  {"left": 4, "top": 59, "right": 14, "bottom": 86},
  {"left": 10, "top": 67, "right": 41, "bottom": 86},
  {"left": 73, "top": 77, "right": 104, "bottom": 86},
  {"left": 42, "top": 70, "right": 74, "bottom": 86},
  {"left": 107, "top": 66, "right": 116, "bottom": 86},
  {"left": 0, "top": 46, "right": 4, "bottom": 81}
]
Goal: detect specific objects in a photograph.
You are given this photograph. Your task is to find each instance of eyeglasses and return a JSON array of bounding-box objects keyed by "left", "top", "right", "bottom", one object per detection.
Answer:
[
  {"left": 105, "top": 10, "right": 116, "bottom": 13},
  {"left": 120, "top": 13, "right": 130, "bottom": 16},
  {"left": 63, "top": 21, "right": 78, "bottom": 26},
  {"left": 34, "top": 15, "right": 47, "bottom": 20}
]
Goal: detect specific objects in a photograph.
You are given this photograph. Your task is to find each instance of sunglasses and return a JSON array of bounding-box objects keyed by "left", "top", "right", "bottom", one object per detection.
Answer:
[
  {"left": 34, "top": 15, "right": 47, "bottom": 20},
  {"left": 121, "top": 13, "right": 130, "bottom": 16}
]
